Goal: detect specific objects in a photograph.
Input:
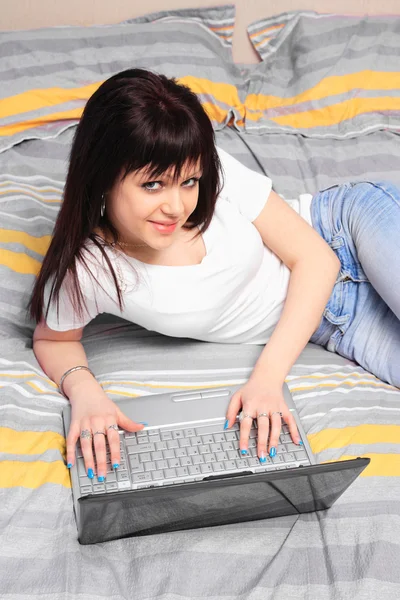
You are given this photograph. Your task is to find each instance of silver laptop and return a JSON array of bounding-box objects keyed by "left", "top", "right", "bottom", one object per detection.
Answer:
[{"left": 63, "top": 383, "right": 369, "bottom": 544}]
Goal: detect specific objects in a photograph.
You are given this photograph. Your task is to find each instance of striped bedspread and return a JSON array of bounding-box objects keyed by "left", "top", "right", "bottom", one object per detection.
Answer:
[{"left": 1, "top": 6, "right": 400, "bottom": 599}]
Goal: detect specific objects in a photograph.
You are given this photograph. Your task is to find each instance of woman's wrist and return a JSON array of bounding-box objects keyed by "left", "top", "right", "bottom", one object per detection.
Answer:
[{"left": 62, "top": 370, "right": 100, "bottom": 400}]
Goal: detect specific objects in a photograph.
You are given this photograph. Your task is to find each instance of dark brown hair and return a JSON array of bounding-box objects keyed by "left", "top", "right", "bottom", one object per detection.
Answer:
[{"left": 28, "top": 68, "right": 222, "bottom": 325}]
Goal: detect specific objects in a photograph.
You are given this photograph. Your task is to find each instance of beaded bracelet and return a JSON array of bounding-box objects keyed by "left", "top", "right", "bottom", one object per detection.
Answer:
[{"left": 59, "top": 365, "right": 96, "bottom": 398}]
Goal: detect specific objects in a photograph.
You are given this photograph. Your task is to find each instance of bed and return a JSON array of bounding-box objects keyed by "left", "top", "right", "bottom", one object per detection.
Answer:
[{"left": 1, "top": 5, "right": 400, "bottom": 598}]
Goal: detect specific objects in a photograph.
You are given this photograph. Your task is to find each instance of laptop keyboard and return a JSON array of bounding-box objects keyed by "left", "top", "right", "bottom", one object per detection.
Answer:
[{"left": 75, "top": 420, "right": 310, "bottom": 495}]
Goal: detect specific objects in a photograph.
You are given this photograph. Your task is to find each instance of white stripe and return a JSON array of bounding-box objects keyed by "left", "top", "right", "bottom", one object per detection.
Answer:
[
  {"left": 292, "top": 387, "right": 400, "bottom": 400},
  {"left": 0, "top": 382, "right": 66, "bottom": 404},
  {"left": 0, "top": 404, "right": 62, "bottom": 419},
  {"left": 0, "top": 211, "right": 55, "bottom": 224},
  {"left": 302, "top": 405, "right": 400, "bottom": 420},
  {"left": 0, "top": 195, "right": 60, "bottom": 210},
  {"left": 0, "top": 173, "right": 64, "bottom": 185}
]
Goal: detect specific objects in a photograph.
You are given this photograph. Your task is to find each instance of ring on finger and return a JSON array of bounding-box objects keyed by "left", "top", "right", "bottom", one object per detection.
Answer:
[
  {"left": 80, "top": 429, "right": 93, "bottom": 440},
  {"left": 107, "top": 424, "right": 118, "bottom": 432},
  {"left": 93, "top": 431, "right": 106, "bottom": 437},
  {"left": 270, "top": 411, "right": 283, "bottom": 417},
  {"left": 257, "top": 412, "right": 269, "bottom": 419},
  {"left": 239, "top": 412, "right": 254, "bottom": 423}
]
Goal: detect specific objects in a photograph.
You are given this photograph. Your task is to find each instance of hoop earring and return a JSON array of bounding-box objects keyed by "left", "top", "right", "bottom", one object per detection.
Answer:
[{"left": 100, "top": 194, "right": 105, "bottom": 218}]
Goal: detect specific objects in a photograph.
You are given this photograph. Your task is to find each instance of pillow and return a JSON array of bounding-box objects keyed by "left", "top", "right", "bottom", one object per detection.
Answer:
[
  {"left": 244, "top": 11, "right": 400, "bottom": 138},
  {"left": 0, "top": 4, "right": 245, "bottom": 153}
]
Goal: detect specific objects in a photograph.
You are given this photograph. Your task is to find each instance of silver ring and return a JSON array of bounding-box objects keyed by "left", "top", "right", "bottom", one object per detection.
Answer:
[
  {"left": 93, "top": 431, "right": 106, "bottom": 437},
  {"left": 270, "top": 411, "right": 283, "bottom": 417},
  {"left": 257, "top": 412, "right": 269, "bottom": 418},
  {"left": 239, "top": 412, "right": 254, "bottom": 423},
  {"left": 107, "top": 424, "right": 118, "bottom": 432},
  {"left": 80, "top": 429, "right": 92, "bottom": 440}
]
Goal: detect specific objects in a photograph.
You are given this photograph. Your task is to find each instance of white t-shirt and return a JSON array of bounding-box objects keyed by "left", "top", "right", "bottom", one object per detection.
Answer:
[{"left": 44, "top": 147, "right": 312, "bottom": 344}]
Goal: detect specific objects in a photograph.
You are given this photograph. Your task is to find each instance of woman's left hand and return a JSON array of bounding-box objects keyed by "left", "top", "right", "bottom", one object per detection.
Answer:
[{"left": 225, "top": 378, "right": 302, "bottom": 461}]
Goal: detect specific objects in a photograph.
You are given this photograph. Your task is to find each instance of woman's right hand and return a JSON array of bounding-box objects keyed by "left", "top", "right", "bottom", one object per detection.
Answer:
[{"left": 66, "top": 383, "right": 145, "bottom": 481}]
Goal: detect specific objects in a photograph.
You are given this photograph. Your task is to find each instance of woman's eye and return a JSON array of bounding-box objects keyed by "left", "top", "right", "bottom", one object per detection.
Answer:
[
  {"left": 182, "top": 177, "right": 199, "bottom": 187},
  {"left": 142, "top": 177, "right": 199, "bottom": 192},
  {"left": 143, "top": 181, "right": 162, "bottom": 191}
]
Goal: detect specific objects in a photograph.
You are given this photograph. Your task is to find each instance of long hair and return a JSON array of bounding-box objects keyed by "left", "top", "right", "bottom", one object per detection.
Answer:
[{"left": 28, "top": 68, "right": 222, "bottom": 325}]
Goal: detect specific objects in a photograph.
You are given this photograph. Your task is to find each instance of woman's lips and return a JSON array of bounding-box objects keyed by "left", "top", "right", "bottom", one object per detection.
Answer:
[{"left": 149, "top": 220, "right": 178, "bottom": 233}]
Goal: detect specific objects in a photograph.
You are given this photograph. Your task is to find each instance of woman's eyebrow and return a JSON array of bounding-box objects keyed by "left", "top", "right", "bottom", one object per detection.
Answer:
[{"left": 144, "top": 169, "right": 202, "bottom": 182}]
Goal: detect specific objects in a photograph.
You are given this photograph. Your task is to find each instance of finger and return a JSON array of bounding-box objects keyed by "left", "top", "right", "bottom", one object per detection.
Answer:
[
  {"left": 105, "top": 419, "right": 121, "bottom": 470},
  {"left": 117, "top": 407, "right": 145, "bottom": 433},
  {"left": 91, "top": 418, "right": 107, "bottom": 481},
  {"left": 239, "top": 413, "right": 253, "bottom": 456},
  {"left": 268, "top": 413, "right": 283, "bottom": 456},
  {"left": 283, "top": 410, "right": 302, "bottom": 445},
  {"left": 80, "top": 420, "right": 95, "bottom": 479},
  {"left": 224, "top": 392, "right": 242, "bottom": 429},
  {"left": 66, "top": 421, "right": 81, "bottom": 468},
  {"left": 256, "top": 415, "right": 269, "bottom": 462}
]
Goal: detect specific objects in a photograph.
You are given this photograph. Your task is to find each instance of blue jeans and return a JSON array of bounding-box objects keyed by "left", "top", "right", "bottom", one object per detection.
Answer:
[{"left": 309, "top": 180, "right": 400, "bottom": 388}]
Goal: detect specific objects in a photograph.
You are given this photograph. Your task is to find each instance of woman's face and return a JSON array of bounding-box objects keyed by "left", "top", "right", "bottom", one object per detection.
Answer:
[{"left": 106, "top": 159, "right": 203, "bottom": 249}]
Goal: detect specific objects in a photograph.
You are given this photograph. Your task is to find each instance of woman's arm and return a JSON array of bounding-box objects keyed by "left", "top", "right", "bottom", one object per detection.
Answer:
[
  {"left": 33, "top": 320, "right": 99, "bottom": 398},
  {"left": 249, "top": 190, "right": 341, "bottom": 385}
]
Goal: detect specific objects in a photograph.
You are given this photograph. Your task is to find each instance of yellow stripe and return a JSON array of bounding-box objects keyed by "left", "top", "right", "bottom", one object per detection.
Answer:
[
  {"left": 320, "top": 454, "right": 400, "bottom": 477},
  {"left": 0, "top": 460, "right": 70, "bottom": 489},
  {"left": 290, "top": 379, "right": 396, "bottom": 393},
  {"left": 0, "top": 229, "right": 51, "bottom": 255},
  {"left": 0, "top": 76, "right": 242, "bottom": 136},
  {"left": 254, "top": 36, "right": 273, "bottom": 49},
  {"left": 308, "top": 424, "right": 400, "bottom": 452},
  {"left": 0, "top": 107, "right": 84, "bottom": 137},
  {"left": 0, "top": 372, "right": 57, "bottom": 388},
  {"left": 0, "top": 188, "right": 61, "bottom": 203},
  {"left": 0, "top": 249, "right": 41, "bottom": 275},
  {"left": 249, "top": 23, "right": 285, "bottom": 39},
  {"left": 270, "top": 96, "right": 400, "bottom": 129},
  {"left": 0, "top": 427, "right": 65, "bottom": 454},
  {"left": 245, "top": 70, "right": 400, "bottom": 111},
  {"left": 0, "top": 82, "right": 103, "bottom": 119}
]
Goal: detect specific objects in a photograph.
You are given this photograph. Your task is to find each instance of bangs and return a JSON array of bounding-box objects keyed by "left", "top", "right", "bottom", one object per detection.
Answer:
[{"left": 121, "top": 112, "right": 207, "bottom": 183}]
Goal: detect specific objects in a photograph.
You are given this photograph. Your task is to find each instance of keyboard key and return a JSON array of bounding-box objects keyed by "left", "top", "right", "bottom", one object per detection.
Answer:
[
  {"left": 151, "top": 470, "right": 165, "bottom": 480},
  {"left": 128, "top": 444, "right": 154, "bottom": 455},
  {"left": 163, "top": 469, "right": 177, "bottom": 479},
  {"left": 80, "top": 485, "right": 92, "bottom": 495},
  {"left": 117, "top": 471, "right": 130, "bottom": 482},
  {"left": 283, "top": 452, "right": 296, "bottom": 463},
  {"left": 132, "top": 472, "right": 152, "bottom": 483},
  {"left": 200, "top": 464, "right": 213, "bottom": 474},
  {"left": 295, "top": 450, "right": 308, "bottom": 460},
  {"left": 183, "top": 429, "right": 196, "bottom": 437},
  {"left": 106, "top": 482, "right": 118, "bottom": 492},
  {"left": 93, "top": 484, "right": 106, "bottom": 493},
  {"left": 118, "top": 481, "right": 131, "bottom": 490}
]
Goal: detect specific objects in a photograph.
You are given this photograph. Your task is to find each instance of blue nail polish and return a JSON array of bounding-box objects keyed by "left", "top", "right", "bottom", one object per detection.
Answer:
[
  {"left": 259, "top": 453, "right": 266, "bottom": 464},
  {"left": 87, "top": 468, "right": 94, "bottom": 479},
  {"left": 113, "top": 463, "right": 120, "bottom": 469},
  {"left": 67, "top": 463, "right": 72, "bottom": 469},
  {"left": 241, "top": 449, "right": 248, "bottom": 455},
  {"left": 138, "top": 422, "right": 148, "bottom": 426},
  {"left": 223, "top": 419, "right": 229, "bottom": 430},
  {"left": 298, "top": 440, "right": 303, "bottom": 445},
  {"left": 98, "top": 476, "right": 105, "bottom": 482},
  {"left": 269, "top": 447, "right": 276, "bottom": 458}
]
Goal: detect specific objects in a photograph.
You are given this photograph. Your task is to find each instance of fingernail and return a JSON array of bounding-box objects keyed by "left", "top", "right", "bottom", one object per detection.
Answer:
[
  {"left": 113, "top": 463, "right": 120, "bottom": 469},
  {"left": 241, "top": 449, "right": 248, "bottom": 456},
  {"left": 67, "top": 463, "right": 72, "bottom": 469},
  {"left": 269, "top": 447, "right": 276, "bottom": 458},
  {"left": 223, "top": 419, "right": 229, "bottom": 430},
  {"left": 98, "top": 476, "right": 105, "bottom": 482},
  {"left": 87, "top": 468, "right": 94, "bottom": 479},
  {"left": 138, "top": 422, "right": 148, "bottom": 426},
  {"left": 259, "top": 452, "right": 266, "bottom": 463},
  {"left": 298, "top": 440, "right": 303, "bottom": 445}
]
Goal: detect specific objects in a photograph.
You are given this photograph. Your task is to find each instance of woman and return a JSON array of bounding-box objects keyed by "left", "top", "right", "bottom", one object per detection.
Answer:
[{"left": 29, "top": 68, "right": 400, "bottom": 483}]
